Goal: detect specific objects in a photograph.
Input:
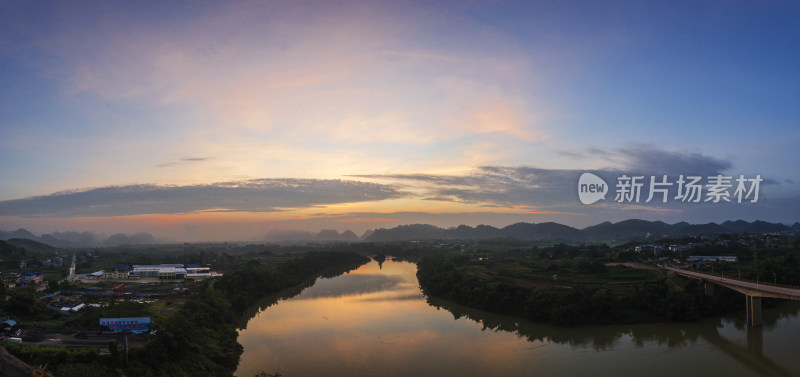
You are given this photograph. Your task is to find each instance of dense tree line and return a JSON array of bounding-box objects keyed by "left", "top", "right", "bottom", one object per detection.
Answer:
[
  {"left": 750, "top": 253, "right": 800, "bottom": 285},
  {"left": 417, "top": 253, "right": 744, "bottom": 326}
]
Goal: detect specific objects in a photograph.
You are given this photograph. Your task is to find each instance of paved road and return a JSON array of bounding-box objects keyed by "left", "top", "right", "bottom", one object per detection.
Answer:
[
  {"left": 68, "top": 254, "right": 76, "bottom": 281},
  {"left": 59, "top": 254, "right": 76, "bottom": 284}
]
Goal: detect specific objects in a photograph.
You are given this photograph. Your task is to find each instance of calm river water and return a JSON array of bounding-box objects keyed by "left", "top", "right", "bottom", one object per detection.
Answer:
[{"left": 236, "top": 259, "right": 800, "bottom": 377}]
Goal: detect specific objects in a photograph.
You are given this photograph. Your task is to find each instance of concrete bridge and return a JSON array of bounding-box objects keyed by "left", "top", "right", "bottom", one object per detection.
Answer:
[{"left": 661, "top": 265, "right": 800, "bottom": 327}]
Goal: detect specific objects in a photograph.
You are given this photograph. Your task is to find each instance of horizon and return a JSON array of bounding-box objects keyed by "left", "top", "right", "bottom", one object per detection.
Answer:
[
  {"left": 2, "top": 217, "right": 797, "bottom": 244},
  {"left": 2, "top": 1, "right": 799, "bottom": 242}
]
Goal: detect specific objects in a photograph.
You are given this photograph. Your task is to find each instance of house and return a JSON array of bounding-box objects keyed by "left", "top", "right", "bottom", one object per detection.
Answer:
[
  {"left": 21, "top": 272, "right": 43, "bottom": 285},
  {"left": 1, "top": 319, "right": 18, "bottom": 334},
  {"left": 0, "top": 272, "right": 19, "bottom": 288},
  {"left": 103, "top": 265, "right": 131, "bottom": 279},
  {"left": 87, "top": 271, "right": 104, "bottom": 280}
]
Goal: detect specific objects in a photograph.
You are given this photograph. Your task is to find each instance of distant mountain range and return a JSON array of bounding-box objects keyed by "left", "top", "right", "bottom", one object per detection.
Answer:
[
  {"left": 0, "top": 229, "right": 158, "bottom": 248},
  {"left": 263, "top": 228, "right": 360, "bottom": 242},
  {"left": 1, "top": 219, "right": 798, "bottom": 247},
  {"left": 365, "top": 219, "right": 800, "bottom": 242},
  {"left": 0, "top": 227, "right": 364, "bottom": 247}
]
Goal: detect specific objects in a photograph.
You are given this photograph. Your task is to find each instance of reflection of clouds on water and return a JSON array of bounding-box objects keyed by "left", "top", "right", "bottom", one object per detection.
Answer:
[
  {"left": 238, "top": 259, "right": 800, "bottom": 377},
  {"left": 294, "top": 274, "right": 406, "bottom": 300},
  {"left": 356, "top": 293, "right": 425, "bottom": 302}
]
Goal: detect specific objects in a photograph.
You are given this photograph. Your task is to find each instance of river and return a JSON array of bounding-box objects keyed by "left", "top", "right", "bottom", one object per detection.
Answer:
[{"left": 236, "top": 259, "right": 800, "bottom": 377}]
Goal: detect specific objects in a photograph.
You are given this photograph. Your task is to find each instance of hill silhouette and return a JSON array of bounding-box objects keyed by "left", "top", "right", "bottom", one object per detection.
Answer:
[
  {"left": 1, "top": 219, "right": 796, "bottom": 245},
  {"left": 366, "top": 219, "right": 796, "bottom": 242}
]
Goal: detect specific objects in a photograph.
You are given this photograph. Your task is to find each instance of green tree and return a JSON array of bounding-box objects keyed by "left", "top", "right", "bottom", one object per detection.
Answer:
[
  {"left": 5, "top": 286, "right": 44, "bottom": 316},
  {"left": 0, "top": 275, "right": 6, "bottom": 301},
  {"left": 46, "top": 279, "right": 59, "bottom": 293}
]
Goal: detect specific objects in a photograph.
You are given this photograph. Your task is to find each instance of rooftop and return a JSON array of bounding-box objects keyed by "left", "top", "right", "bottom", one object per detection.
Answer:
[{"left": 132, "top": 264, "right": 184, "bottom": 269}]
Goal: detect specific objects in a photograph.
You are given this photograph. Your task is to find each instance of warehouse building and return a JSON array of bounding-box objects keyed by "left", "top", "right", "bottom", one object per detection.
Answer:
[{"left": 131, "top": 264, "right": 187, "bottom": 280}]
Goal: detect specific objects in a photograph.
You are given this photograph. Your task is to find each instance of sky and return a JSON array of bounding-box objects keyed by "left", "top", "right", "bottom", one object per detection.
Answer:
[{"left": 1, "top": 0, "right": 799, "bottom": 242}]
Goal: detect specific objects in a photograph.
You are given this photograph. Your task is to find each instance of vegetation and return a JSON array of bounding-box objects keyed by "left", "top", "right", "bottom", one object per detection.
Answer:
[
  {"left": 416, "top": 248, "right": 759, "bottom": 326},
  {"left": 3, "top": 251, "right": 369, "bottom": 377},
  {"left": 3, "top": 232, "right": 799, "bottom": 373},
  {"left": 3, "top": 286, "right": 57, "bottom": 319}
]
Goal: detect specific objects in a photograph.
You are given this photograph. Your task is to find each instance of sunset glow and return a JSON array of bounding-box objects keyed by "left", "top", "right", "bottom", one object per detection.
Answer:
[{"left": 1, "top": 1, "right": 798, "bottom": 241}]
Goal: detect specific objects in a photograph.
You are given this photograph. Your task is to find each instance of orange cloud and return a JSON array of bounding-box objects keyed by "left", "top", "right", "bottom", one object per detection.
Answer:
[{"left": 337, "top": 217, "right": 401, "bottom": 223}]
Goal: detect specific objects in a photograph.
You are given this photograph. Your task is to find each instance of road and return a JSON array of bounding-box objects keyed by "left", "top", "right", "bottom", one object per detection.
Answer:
[{"left": 61, "top": 253, "right": 76, "bottom": 283}]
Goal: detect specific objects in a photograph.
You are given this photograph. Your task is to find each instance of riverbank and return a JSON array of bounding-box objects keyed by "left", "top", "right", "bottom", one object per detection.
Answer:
[{"left": 416, "top": 252, "right": 745, "bottom": 326}]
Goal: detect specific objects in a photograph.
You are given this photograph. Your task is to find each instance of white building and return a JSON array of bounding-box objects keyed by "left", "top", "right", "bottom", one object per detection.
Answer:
[
  {"left": 185, "top": 264, "right": 212, "bottom": 279},
  {"left": 131, "top": 264, "right": 187, "bottom": 280}
]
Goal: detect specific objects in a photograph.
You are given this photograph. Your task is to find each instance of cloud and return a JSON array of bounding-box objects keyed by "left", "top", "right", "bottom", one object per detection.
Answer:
[
  {"left": 555, "top": 145, "right": 733, "bottom": 176},
  {"left": 555, "top": 150, "right": 586, "bottom": 159},
  {"left": 157, "top": 157, "right": 212, "bottom": 167},
  {"left": 0, "top": 146, "right": 728, "bottom": 223},
  {"left": 0, "top": 145, "right": 784, "bottom": 230},
  {"left": 17, "top": 1, "right": 544, "bottom": 145},
  {"left": 614, "top": 144, "right": 732, "bottom": 175},
  {"left": 587, "top": 147, "right": 614, "bottom": 158},
  {"left": 349, "top": 146, "right": 768, "bottom": 214},
  {"left": 337, "top": 218, "right": 401, "bottom": 224},
  {"left": 0, "top": 0, "right": 561, "bottom": 195},
  {"left": 351, "top": 166, "right": 580, "bottom": 208},
  {"left": 0, "top": 179, "right": 401, "bottom": 217}
]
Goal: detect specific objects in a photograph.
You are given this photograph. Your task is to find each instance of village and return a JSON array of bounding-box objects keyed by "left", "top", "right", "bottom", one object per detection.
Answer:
[{"left": 1, "top": 256, "right": 220, "bottom": 352}]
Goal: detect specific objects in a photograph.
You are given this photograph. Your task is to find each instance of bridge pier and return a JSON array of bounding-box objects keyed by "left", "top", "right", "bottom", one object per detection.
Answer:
[
  {"left": 746, "top": 295, "right": 763, "bottom": 327},
  {"left": 703, "top": 281, "right": 715, "bottom": 296}
]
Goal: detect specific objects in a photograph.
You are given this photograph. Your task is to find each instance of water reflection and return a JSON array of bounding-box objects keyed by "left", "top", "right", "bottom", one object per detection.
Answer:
[
  {"left": 236, "top": 259, "right": 800, "bottom": 377},
  {"left": 427, "top": 296, "right": 797, "bottom": 376},
  {"left": 293, "top": 274, "right": 405, "bottom": 300}
]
